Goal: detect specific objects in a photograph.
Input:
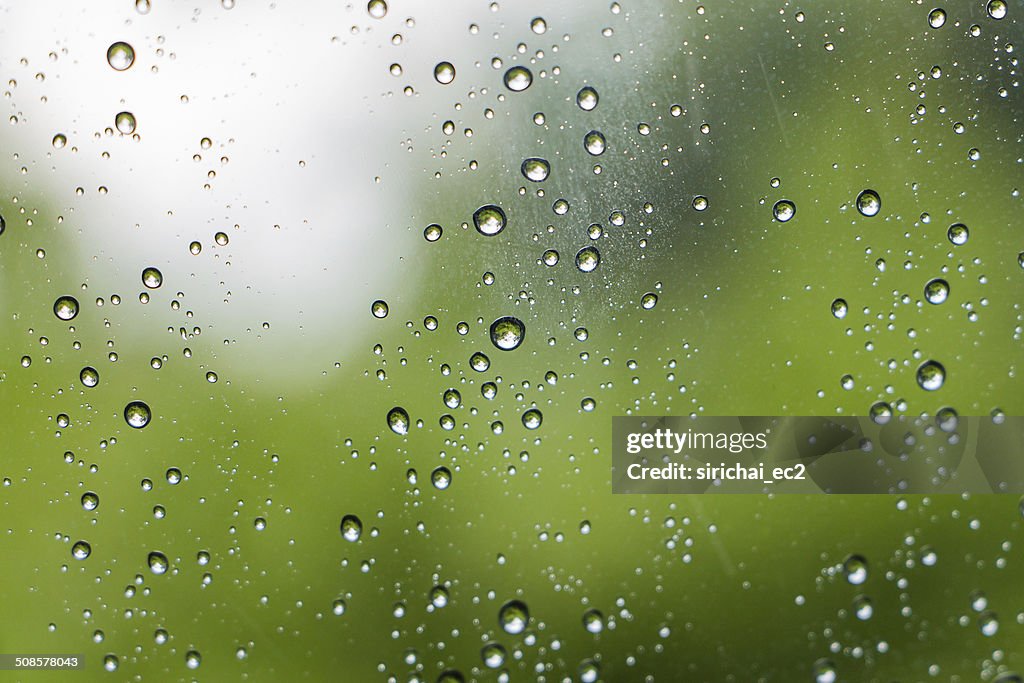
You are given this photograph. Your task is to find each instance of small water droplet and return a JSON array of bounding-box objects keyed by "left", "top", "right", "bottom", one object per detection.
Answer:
[{"left": 470, "top": 352, "right": 491, "bottom": 372}]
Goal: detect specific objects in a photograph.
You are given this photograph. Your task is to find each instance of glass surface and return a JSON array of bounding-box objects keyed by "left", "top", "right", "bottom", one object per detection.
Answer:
[{"left": 1, "top": 0, "right": 1022, "bottom": 680}]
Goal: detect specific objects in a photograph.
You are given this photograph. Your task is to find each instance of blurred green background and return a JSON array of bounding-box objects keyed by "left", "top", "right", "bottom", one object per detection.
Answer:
[{"left": 1, "top": 0, "right": 1022, "bottom": 680}]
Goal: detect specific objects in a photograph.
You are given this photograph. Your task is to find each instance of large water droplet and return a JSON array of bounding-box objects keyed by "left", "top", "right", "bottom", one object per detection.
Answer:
[
  {"left": 521, "top": 157, "right": 550, "bottom": 182},
  {"left": 924, "top": 278, "right": 949, "bottom": 304},
  {"left": 387, "top": 406, "right": 410, "bottom": 435},
  {"left": 583, "top": 130, "right": 606, "bottom": 155},
  {"left": 340, "top": 514, "right": 362, "bottom": 541},
  {"left": 522, "top": 409, "right": 543, "bottom": 430},
  {"left": 142, "top": 267, "right": 163, "bottom": 289},
  {"left": 72, "top": 540, "right": 91, "bottom": 560},
  {"left": 947, "top": 223, "right": 969, "bottom": 245},
  {"left": 928, "top": 7, "right": 946, "bottom": 28},
  {"left": 80, "top": 366, "right": 100, "bottom": 388},
  {"left": 813, "top": 658, "right": 837, "bottom": 683},
  {"left": 481, "top": 642, "right": 506, "bottom": 669},
  {"left": 855, "top": 189, "right": 881, "bottom": 217},
  {"left": 640, "top": 292, "right": 658, "bottom": 310},
  {"left": 830, "top": 298, "right": 848, "bottom": 319},
  {"left": 575, "top": 246, "right": 600, "bottom": 273},
  {"left": 371, "top": 299, "right": 389, "bottom": 318},
  {"left": 576, "top": 86, "right": 599, "bottom": 111},
  {"left": 498, "top": 599, "right": 530, "bottom": 634},
  {"left": 367, "top": 0, "right": 387, "bottom": 18},
  {"left": 582, "top": 609, "right": 604, "bottom": 633},
  {"left": 431, "top": 466, "right": 452, "bottom": 490},
  {"left": 987, "top": 0, "right": 1007, "bottom": 19},
  {"left": 107, "top": 42, "right": 135, "bottom": 71},
  {"left": 54, "top": 296, "right": 79, "bottom": 321},
  {"left": 772, "top": 199, "right": 796, "bottom": 222},
  {"left": 503, "top": 66, "right": 533, "bottom": 92},
  {"left": 470, "top": 352, "right": 491, "bottom": 372},
  {"left": 115, "top": 111, "right": 137, "bottom": 135},
  {"left": 916, "top": 360, "right": 945, "bottom": 391},
  {"left": 473, "top": 205, "right": 507, "bottom": 236},
  {"left": 490, "top": 316, "right": 525, "bottom": 351},
  {"left": 124, "top": 401, "right": 152, "bottom": 429},
  {"left": 148, "top": 551, "right": 169, "bottom": 575},
  {"left": 842, "top": 554, "right": 869, "bottom": 585},
  {"left": 81, "top": 492, "right": 100, "bottom": 511},
  {"left": 433, "top": 61, "right": 455, "bottom": 85}
]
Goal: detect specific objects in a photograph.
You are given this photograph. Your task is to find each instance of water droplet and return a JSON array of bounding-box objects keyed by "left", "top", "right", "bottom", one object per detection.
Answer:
[
  {"left": 340, "top": 514, "right": 363, "bottom": 542},
  {"left": 124, "top": 401, "right": 152, "bottom": 429},
  {"left": 107, "top": 42, "right": 135, "bottom": 71},
  {"left": 481, "top": 642, "right": 506, "bottom": 668},
  {"left": 387, "top": 406, "right": 410, "bottom": 435},
  {"left": 433, "top": 61, "right": 456, "bottom": 85},
  {"left": 928, "top": 7, "right": 946, "bottom": 28},
  {"left": 80, "top": 366, "right": 99, "bottom": 388},
  {"left": 575, "top": 246, "right": 601, "bottom": 273},
  {"left": 916, "top": 360, "right": 946, "bottom": 391},
  {"left": 853, "top": 595, "right": 873, "bottom": 620},
  {"left": 855, "top": 189, "right": 881, "bottom": 217},
  {"left": 142, "top": 267, "right": 163, "bottom": 289},
  {"left": 831, "top": 298, "right": 848, "bottom": 319},
  {"left": 521, "top": 157, "right": 550, "bottom": 182},
  {"left": 692, "top": 195, "right": 709, "bottom": 211},
  {"left": 987, "top": 0, "right": 1007, "bottom": 19},
  {"left": 842, "top": 554, "right": 869, "bottom": 585},
  {"left": 54, "top": 296, "right": 79, "bottom": 321},
  {"left": 215, "top": 231, "right": 229, "bottom": 246},
  {"left": 522, "top": 408, "right": 543, "bottom": 430},
  {"left": 504, "top": 66, "right": 533, "bottom": 92},
  {"left": 52, "top": 133, "right": 66, "bottom": 149},
  {"left": 367, "top": 0, "right": 387, "bottom": 18},
  {"left": 490, "top": 316, "right": 525, "bottom": 351},
  {"left": 498, "top": 599, "right": 529, "bottom": 634},
  {"left": 148, "top": 551, "right": 169, "bottom": 575},
  {"left": 576, "top": 86, "right": 599, "bottom": 111},
  {"left": 980, "top": 611, "right": 1000, "bottom": 636},
  {"left": 185, "top": 651, "right": 202, "bottom": 669},
  {"left": 166, "top": 468, "right": 181, "bottom": 484},
  {"left": 947, "top": 223, "right": 969, "bottom": 245},
  {"left": 431, "top": 466, "right": 452, "bottom": 490},
  {"left": 542, "top": 249, "right": 559, "bottom": 266},
  {"left": 189, "top": 241, "right": 202, "bottom": 255},
  {"left": 582, "top": 609, "right": 604, "bottom": 633},
  {"left": 371, "top": 299, "right": 389, "bottom": 318},
  {"left": 641, "top": 292, "right": 658, "bottom": 310},
  {"left": 583, "top": 130, "right": 606, "bottom": 155},
  {"left": 813, "top": 658, "right": 837, "bottom": 683},
  {"left": 579, "top": 660, "right": 601, "bottom": 683},
  {"left": 81, "top": 492, "right": 99, "bottom": 511},
  {"left": 473, "top": 205, "right": 507, "bottom": 236},
  {"left": 115, "top": 111, "right": 137, "bottom": 135},
  {"left": 431, "top": 585, "right": 450, "bottom": 608},
  {"left": 470, "top": 352, "right": 491, "bottom": 372},
  {"left": 72, "top": 540, "right": 91, "bottom": 560},
  {"left": 442, "top": 389, "right": 461, "bottom": 409},
  {"left": 924, "top": 278, "right": 949, "bottom": 304},
  {"left": 772, "top": 199, "right": 796, "bottom": 222},
  {"left": 424, "top": 224, "right": 442, "bottom": 242},
  {"left": 530, "top": 17, "right": 547, "bottom": 34}
]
